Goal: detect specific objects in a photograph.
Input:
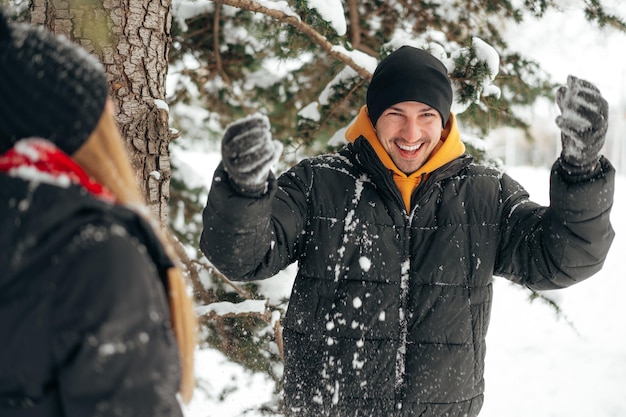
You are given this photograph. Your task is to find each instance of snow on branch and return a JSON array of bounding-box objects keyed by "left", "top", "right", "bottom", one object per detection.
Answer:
[
  {"left": 197, "top": 299, "right": 271, "bottom": 320},
  {"left": 215, "top": 0, "right": 373, "bottom": 80}
]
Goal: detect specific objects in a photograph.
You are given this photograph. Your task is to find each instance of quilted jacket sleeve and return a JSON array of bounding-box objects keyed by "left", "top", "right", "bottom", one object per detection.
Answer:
[
  {"left": 200, "top": 162, "right": 310, "bottom": 281},
  {"left": 495, "top": 157, "right": 615, "bottom": 290}
]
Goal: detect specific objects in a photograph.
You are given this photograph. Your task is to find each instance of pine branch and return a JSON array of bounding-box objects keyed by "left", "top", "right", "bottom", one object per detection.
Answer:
[
  {"left": 213, "top": 1, "right": 232, "bottom": 85},
  {"left": 527, "top": 289, "right": 580, "bottom": 336},
  {"left": 216, "top": 0, "right": 373, "bottom": 80},
  {"left": 347, "top": 0, "right": 360, "bottom": 48},
  {"left": 171, "top": 236, "right": 255, "bottom": 303}
]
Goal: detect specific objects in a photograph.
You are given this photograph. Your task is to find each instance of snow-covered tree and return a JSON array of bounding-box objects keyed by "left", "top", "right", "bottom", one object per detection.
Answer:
[{"left": 167, "top": 0, "right": 624, "bottom": 150}]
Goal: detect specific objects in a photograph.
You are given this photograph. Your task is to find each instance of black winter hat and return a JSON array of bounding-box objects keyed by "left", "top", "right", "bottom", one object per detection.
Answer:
[
  {"left": 366, "top": 46, "right": 453, "bottom": 127},
  {"left": 0, "top": 9, "right": 109, "bottom": 155}
]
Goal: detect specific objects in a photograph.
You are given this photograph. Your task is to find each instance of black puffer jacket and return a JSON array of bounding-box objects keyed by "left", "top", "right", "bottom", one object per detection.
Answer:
[
  {"left": 201, "top": 137, "right": 615, "bottom": 417},
  {"left": 0, "top": 175, "right": 183, "bottom": 417}
]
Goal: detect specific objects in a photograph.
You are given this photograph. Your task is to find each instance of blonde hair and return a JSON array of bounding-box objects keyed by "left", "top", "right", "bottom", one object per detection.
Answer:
[{"left": 73, "top": 99, "right": 197, "bottom": 404}]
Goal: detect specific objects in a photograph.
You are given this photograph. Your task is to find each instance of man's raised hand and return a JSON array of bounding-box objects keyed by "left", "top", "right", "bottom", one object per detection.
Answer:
[
  {"left": 221, "top": 113, "right": 283, "bottom": 193},
  {"left": 556, "top": 75, "right": 608, "bottom": 175}
]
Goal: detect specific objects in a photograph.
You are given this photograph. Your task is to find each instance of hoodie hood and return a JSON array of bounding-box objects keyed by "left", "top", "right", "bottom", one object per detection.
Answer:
[{"left": 345, "top": 105, "right": 465, "bottom": 211}]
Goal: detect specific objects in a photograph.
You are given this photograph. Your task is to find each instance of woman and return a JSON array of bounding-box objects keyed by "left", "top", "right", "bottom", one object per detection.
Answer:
[{"left": 0, "top": 9, "right": 196, "bottom": 416}]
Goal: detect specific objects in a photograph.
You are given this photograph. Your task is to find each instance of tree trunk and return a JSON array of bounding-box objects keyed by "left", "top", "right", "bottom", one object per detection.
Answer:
[{"left": 30, "top": 0, "right": 173, "bottom": 225}]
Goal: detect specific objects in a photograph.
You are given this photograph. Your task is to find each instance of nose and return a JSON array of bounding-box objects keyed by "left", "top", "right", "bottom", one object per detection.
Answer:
[{"left": 400, "top": 119, "right": 423, "bottom": 142}]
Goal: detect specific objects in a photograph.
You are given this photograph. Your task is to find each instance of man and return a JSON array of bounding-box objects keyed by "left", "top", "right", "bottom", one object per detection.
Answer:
[{"left": 200, "top": 46, "right": 614, "bottom": 416}]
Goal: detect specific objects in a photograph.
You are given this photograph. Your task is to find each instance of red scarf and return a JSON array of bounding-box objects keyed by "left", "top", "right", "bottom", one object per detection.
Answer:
[{"left": 0, "top": 138, "right": 115, "bottom": 203}]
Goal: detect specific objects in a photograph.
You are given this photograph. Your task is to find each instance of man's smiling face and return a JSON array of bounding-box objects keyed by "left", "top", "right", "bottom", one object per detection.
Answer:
[{"left": 374, "top": 101, "right": 444, "bottom": 175}]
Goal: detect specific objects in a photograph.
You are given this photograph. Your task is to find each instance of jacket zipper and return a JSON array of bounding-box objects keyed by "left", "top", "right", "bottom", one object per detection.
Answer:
[{"left": 351, "top": 140, "right": 472, "bottom": 406}]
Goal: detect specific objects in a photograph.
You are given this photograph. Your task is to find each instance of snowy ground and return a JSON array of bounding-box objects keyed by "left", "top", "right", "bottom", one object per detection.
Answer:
[
  {"left": 177, "top": 149, "right": 626, "bottom": 416},
  {"left": 481, "top": 167, "right": 626, "bottom": 417}
]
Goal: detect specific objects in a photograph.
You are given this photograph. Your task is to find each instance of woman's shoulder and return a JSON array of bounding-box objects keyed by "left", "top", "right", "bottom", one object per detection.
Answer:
[{"left": 2, "top": 177, "right": 169, "bottom": 287}]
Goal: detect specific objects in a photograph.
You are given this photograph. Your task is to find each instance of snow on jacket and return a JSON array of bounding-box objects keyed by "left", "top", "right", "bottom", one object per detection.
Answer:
[
  {"left": 200, "top": 112, "right": 615, "bottom": 417},
  {"left": 0, "top": 175, "right": 183, "bottom": 417}
]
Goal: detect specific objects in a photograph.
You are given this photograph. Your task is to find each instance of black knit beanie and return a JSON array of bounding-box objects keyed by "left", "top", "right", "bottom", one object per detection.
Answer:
[
  {"left": 366, "top": 46, "right": 453, "bottom": 127},
  {"left": 0, "top": 9, "right": 109, "bottom": 155}
]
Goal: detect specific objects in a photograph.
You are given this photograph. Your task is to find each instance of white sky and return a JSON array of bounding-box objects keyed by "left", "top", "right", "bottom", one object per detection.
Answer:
[{"left": 507, "top": 2, "right": 626, "bottom": 106}]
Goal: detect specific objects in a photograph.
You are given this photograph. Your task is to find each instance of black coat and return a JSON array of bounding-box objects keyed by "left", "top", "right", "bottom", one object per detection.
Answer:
[
  {"left": 201, "top": 138, "right": 615, "bottom": 417},
  {"left": 0, "top": 175, "right": 183, "bottom": 417}
]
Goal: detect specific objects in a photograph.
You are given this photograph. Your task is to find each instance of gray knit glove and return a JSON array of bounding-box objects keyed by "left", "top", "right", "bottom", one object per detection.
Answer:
[
  {"left": 221, "top": 113, "right": 283, "bottom": 193},
  {"left": 555, "top": 75, "right": 608, "bottom": 175}
]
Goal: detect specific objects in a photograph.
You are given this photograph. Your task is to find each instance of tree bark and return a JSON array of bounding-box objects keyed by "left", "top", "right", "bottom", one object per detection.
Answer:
[{"left": 30, "top": 0, "right": 173, "bottom": 225}]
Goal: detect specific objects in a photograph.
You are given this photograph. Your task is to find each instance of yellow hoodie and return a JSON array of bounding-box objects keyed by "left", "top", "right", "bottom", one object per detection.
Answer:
[{"left": 345, "top": 105, "right": 466, "bottom": 212}]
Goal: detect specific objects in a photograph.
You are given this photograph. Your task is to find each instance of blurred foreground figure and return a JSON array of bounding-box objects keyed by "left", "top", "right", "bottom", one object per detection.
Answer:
[
  {"left": 0, "top": 9, "right": 196, "bottom": 416},
  {"left": 201, "top": 46, "right": 615, "bottom": 416}
]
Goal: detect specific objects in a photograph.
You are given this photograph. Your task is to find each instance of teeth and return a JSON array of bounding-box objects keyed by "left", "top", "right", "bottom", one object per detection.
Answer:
[{"left": 397, "top": 143, "right": 422, "bottom": 151}]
